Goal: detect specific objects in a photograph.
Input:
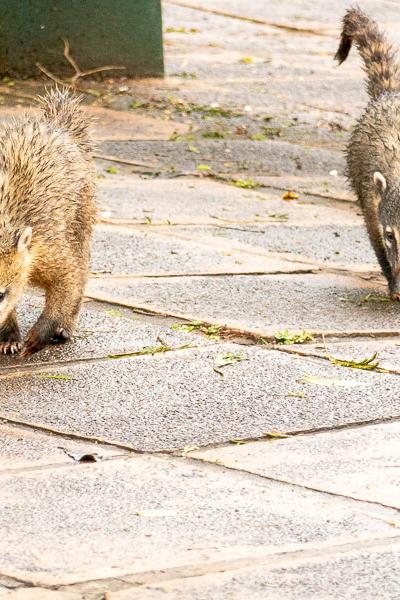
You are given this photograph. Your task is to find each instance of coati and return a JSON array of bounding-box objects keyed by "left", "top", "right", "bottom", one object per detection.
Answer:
[
  {"left": 336, "top": 7, "right": 400, "bottom": 299},
  {"left": 0, "top": 87, "right": 95, "bottom": 356}
]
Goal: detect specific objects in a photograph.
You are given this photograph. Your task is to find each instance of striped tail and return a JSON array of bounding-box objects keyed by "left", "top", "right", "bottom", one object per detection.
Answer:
[{"left": 335, "top": 7, "right": 400, "bottom": 100}]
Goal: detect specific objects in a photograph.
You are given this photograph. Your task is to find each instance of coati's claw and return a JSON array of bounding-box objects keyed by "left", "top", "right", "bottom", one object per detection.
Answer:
[
  {"left": 0, "top": 341, "right": 22, "bottom": 355},
  {"left": 50, "top": 327, "right": 71, "bottom": 344}
]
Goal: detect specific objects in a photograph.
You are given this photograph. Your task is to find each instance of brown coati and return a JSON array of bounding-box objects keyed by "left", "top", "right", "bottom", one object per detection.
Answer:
[
  {"left": 0, "top": 88, "right": 95, "bottom": 356},
  {"left": 335, "top": 7, "right": 400, "bottom": 299}
]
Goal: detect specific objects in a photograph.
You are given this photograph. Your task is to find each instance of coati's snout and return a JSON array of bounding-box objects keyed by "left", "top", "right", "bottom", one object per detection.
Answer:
[{"left": 375, "top": 172, "right": 400, "bottom": 299}]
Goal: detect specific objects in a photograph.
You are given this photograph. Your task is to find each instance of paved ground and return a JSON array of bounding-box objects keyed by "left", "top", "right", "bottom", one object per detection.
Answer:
[{"left": 0, "top": 1, "right": 400, "bottom": 598}]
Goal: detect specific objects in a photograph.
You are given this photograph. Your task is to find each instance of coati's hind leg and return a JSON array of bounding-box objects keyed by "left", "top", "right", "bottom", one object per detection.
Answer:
[
  {"left": 0, "top": 310, "right": 22, "bottom": 355},
  {"left": 22, "top": 273, "right": 86, "bottom": 357}
]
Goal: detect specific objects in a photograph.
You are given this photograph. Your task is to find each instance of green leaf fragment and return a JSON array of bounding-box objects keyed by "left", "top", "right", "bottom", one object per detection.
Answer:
[
  {"left": 213, "top": 351, "right": 249, "bottom": 375},
  {"left": 232, "top": 178, "right": 259, "bottom": 189},
  {"left": 274, "top": 329, "right": 314, "bottom": 345},
  {"left": 264, "top": 430, "right": 290, "bottom": 439},
  {"left": 328, "top": 352, "right": 383, "bottom": 371},
  {"left": 171, "top": 321, "right": 222, "bottom": 339},
  {"left": 362, "top": 294, "right": 391, "bottom": 302},
  {"left": 105, "top": 309, "right": 124, "bottom": 318},
  {"left": 38, "top": 374, "right": 73, "bottom": 381}
]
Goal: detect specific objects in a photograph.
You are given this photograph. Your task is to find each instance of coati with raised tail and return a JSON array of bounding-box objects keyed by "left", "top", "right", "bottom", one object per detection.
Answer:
[
  {"left": 0, "top": 88, "right": 95, "bottom": 356},
  {"left": 336, "top": 7, "right": 400, "bottom": 299}
]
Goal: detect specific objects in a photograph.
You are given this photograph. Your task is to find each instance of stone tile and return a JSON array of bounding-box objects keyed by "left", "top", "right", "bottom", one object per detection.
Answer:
[
  {"left": 192, "top": 422, "right": 400, "bottom": 508},
  {"left": 2, "top": 589, "right": 81, "bottom": 599},
  {"left": 112, "top": 542, "right": 400, "bottom": 600},
  {"left": 0, "top": 105, "right": 189, "bottom": 142},
  {"left": 1, "top": 345, "right": 400, "bottom": 451},
  {"left": 0, "top": 423, "right": 122, "bottom": 470},
  {"left": 95, "top": 174, "right": 358, "bottom": 225},
  {"left": 87, "top": 273, "right": 396, "bottom": 337},
  {"left": 0, "top": 455, "right": 398, "bottom": 586},
  {"left": 98, "top": 140, "right": 345, "bottom": 178},
  {"left": 168, "top": 223, "right": 375, "bottom": 267},
  {"left": 91, "top": 224, "right": 313, "bottom": 276},
  {"left": 88, "top": 106, "right": 189, "bottom": 141},
  {"left": 0, "top": 295, "right": 211, "bottom": 369},
  {"left": 186, "top": 0, "right": 400, "bottom": 30},
  {"left": 258, "top": 175, "right": 354, "bottom": 203}
]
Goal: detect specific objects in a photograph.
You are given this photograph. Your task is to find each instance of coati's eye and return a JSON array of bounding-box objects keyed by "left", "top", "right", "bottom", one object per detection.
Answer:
[
  {"left": 0, "top": 291, "right": 6, "bottom": 302},
  {"left": 386, "top": 230, "right": 394, "bottom": 242}
]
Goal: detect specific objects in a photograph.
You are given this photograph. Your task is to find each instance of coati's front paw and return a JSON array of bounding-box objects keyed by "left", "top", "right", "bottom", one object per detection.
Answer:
[
  {"left": 22, "top": 323, "right": 72, "bottom": 357},
  {"left": 0, "top": 341, "right": 22, "bottom": 355}
]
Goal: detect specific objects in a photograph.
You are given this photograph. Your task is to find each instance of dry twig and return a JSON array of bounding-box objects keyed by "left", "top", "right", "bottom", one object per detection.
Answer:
[{"left": 36, "top": 37, "right": 125, "bottom": 89}]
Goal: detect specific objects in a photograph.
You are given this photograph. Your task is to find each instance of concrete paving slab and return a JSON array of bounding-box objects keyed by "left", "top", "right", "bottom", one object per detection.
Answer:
[
  {"left": 99, "top": 140, "right": 345, "bottom": 177},
  {"left": 258, "top": 175, "right": 354, "bottom": 202},
  {"left": 167, "top": 223, "right": 375, "bottom": 267},
  {"left": 0, "top": 295, "right": 210, "bottom": 370},
  {"left": 91, "top": 224, "right": 314, "bottom": 276},
  {"left": 111, "top": 541, "right": 400, "bottom": 600},
  {"left": 87, "top": 273, "right": 397, "bottom": 337},
  {"left": 2, "top": 589, "right": 81, "bottom": 599},
  {"left": 0, "top": 423, "right": 123, "bottom": 470},
  {"left": 1, "top": 345, "right": 400, "bottom": 451},
  {"left": 96, "top": 174, "right": 359, "bottom": 225},
  {"left": 0, "top": 454, "right": 399, "bottom": 586},
  {"left": 192, "top": 422, "right": 400, "bottom": 508},
  {"left": 161, "top": 3, "right": 366, "bottom": 116},
  {"left": 184, "top": 0, "right": 400, "bottom": 30},
  {"left": 0, "top": 105, "right": 189, "bottom": 142}
]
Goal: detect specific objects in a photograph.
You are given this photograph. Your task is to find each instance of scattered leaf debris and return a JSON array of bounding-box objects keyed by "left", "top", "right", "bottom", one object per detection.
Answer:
[
  {"left": 65, "top": 451, "right": 99, "bottom": 463},
  {"left": 274, "top": 329, "right": 314, "bottom": 345},
  {"left": 268, "top": 213, "right": 289, "bottom": 221},
  {"left": 327, "top": 352, "right": 383, "bottom": 372},
  {"left": 213, "top": 351, "right": 249, "bottom": 375},
  {"left": 38, "top": 374, "right": 73, "bottom": 381},
  {"left": 282, "top": 190, "right": 299, "bottom": 200},
  {"left": 171, "top": 320, "right": 222, "bottom": 339},
  {"left": 362, "top": 293, "right": 391, "bottom": 303},
  {"left": 287, "top": 391, "right": 306, "bottom": 398},
  {"left": 250, "top": 133, "right": 267, "bottom": 141},
  {"left": 105, "top": 309, "right": 124, "bottom": 318},
  {"left": 264, "top": 430, "right": 290, "bottom": 440},
  {"left": 232, "top": 178, "right": 259, "bottom": 189},
  {"left": 106, "top": 166, "right": 118, "bottom": 175},
  {"left": 239, "top": 57, "right": 254, "bottom": 64},
  {"left": 108, "top": 343, "right": 190, "bottom": 360}
]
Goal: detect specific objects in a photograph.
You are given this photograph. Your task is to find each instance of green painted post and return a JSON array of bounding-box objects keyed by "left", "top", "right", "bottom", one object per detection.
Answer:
[{"left": 0, "top": 0, "right": 164, "bottom": 78}]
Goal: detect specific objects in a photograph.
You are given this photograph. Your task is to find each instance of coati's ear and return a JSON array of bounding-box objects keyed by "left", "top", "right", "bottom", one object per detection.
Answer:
[
  {"left": 373, "top": 171, "right": 387, "bottom": 193},
  {"left": 17, "top": 227, "right": 32, "bottom": 252}
]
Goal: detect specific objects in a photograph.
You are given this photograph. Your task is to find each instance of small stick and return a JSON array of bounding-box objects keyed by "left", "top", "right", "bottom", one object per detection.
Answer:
[
  {"left": 37, "top": 38, "right": 125, "bottom": 88},
  {"left": 93, "top": 153, "right": 159, "bottom": 169}
]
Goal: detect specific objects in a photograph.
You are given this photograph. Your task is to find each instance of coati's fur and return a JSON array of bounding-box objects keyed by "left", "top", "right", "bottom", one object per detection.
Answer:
[
  {"left": 0, "top": 88, "right": 95, "bottom": 356},
  {"left": 335, "top": 7, "right": 400, "bottom": 298}
]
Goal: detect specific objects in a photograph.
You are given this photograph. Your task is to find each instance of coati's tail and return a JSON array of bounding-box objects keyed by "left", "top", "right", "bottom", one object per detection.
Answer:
[
  {"left": 335, "top": 7, "right": 400, "bottom": 100},
  {"left": 38, "top": 87, "right": 94, "bottom": 155}
]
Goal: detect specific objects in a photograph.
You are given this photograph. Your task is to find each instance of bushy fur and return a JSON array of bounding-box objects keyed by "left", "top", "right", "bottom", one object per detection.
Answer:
[
  {"left": 335, "top": 7, "right": 400, "bottom": 298},
  {"left": 0, "top": 87, "right": 95, "bottom": 355}
]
